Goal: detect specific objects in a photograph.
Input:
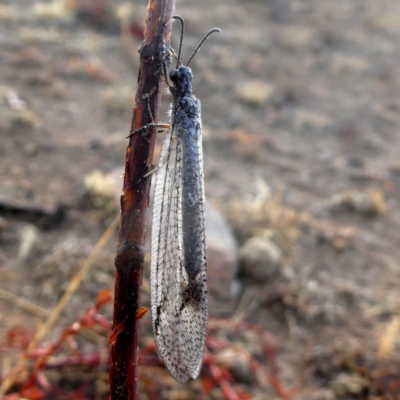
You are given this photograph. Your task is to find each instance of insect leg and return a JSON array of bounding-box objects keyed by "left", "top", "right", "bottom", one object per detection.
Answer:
[{"left": 126, "top": 123, "right": 170, "bottom": 139}]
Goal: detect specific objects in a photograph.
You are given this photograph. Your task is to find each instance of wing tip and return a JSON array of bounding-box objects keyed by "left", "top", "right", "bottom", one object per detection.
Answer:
[
  {"left": 154, "top": 335, "right": 205, "bottom": 383},
  {"left": 166, "top": 359, "right": 204, "bottom": 384}
]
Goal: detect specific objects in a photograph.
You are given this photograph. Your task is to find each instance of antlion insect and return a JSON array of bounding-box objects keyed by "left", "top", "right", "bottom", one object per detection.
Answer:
[{"left": 150, "top": 16, "right": 220, "bottom": 383}]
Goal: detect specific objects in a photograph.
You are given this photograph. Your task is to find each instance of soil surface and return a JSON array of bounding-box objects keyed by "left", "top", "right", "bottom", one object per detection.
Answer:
[{"left": 1, "top": 0, "right": 400, "bottom": 399}]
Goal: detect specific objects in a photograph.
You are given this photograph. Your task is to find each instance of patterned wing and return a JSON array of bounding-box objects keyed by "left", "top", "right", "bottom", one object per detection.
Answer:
[
  {"left": 150, "top": 118, "right": 207, "bottom": 383},
  {"left": 150, "top": 129, "right": 185, "bottom": 382},
  {"left": 176, "top": 109, "right": 208, "bottom": 379}
]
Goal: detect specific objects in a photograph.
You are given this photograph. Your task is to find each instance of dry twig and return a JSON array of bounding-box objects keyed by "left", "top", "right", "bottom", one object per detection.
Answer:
[{"left": 110, "top": 1, "right": 174, "bottom": 398}]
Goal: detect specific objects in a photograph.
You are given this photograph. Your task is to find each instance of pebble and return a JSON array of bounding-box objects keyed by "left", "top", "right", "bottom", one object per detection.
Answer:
[
  {"left": 331, "top": 188, "right": 387, "bottom": 216},
  {"left": 235, "top": 80, "right": 274, "bottom": 106},
  {"left": 238, "top": 236, "right": 282, "bottom": 282},
  {"left": 206, "top": 202, "right": 238, "bottom": 306}
]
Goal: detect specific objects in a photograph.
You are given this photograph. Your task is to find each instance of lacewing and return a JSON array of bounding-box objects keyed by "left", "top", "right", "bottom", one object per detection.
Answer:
[{"left": 150, "top": 16, "right": 220, "bottom": 383}]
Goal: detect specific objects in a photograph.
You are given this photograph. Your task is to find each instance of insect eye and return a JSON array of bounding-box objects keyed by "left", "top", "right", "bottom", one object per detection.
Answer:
[{"left": 170, "top": 70, "right": 180, "bottom": 83}]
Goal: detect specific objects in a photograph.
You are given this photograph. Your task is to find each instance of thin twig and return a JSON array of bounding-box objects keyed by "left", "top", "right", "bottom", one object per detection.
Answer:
[
  {"left": 0, "top": 287, "right": 55, "bottom": 319},
  {"left": 0, "top": 287, "right": 106, "bottom": 343},
  {"left": 109, "top": 0, "right": 174, "bottom": 398}
]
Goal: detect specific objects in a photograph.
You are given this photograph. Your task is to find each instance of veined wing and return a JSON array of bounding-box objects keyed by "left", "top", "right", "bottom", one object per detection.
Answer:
[
  {"left": 176, "top": 114, "right": 208, "bottom": 381},
  {"left": 150, "top": 119, "right": 207, "bottom": 383}
]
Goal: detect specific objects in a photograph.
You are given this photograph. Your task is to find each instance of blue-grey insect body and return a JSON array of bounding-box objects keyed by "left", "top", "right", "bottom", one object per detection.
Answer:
[
  {"left": 150, "top": 17, "right": 220, "bottom": 384},
  {"left": 171, "top": 66, "right": 206, "bottom": 281},
  {"left": 150, "top": 65, "right": 207, "bottom": 383}
]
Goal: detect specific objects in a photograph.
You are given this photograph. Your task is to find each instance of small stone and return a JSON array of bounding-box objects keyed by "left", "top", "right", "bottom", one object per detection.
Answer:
[
  {"left": 79, "top": 169, "right": 120, "bottom": 224},
  {"left": 331, "top": 373, "right": 368, "bottom": 396},
  {"left": 18, "top": 224, "right": 38, "bottom": 261},
  {"left": 238, "top": 236, "right": 282, "bottom": 282},
  {"left": 235, "top": 80, "right": 274, "bottom": 106},
  {"left": 206, "top": 203, "right": 238, "bottom": 306},
  {"left": 0, "top": 109, "right": 41, "bottom": 131},
  {"left": 331, "top": 188, "right": 387, "bottom": 216},
  {"left": 215, "top": 348, "right": 252, "bottom": 384},
  {"left": 83, "top": 170, "right": 117, "bottom": 207}
]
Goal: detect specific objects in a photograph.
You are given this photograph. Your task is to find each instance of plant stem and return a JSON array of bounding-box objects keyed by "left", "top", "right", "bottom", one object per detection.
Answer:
[{"left": 109, "top": 0, "right": 174, "bottom": 398}]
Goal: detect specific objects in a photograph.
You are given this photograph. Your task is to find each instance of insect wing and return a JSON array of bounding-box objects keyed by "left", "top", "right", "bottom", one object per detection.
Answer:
[
  {"left": 150, "top": 123, "right": 207, "bottom": 383},
  {"left": 177, "top": 115, "right": 208, "bottom": 380}
]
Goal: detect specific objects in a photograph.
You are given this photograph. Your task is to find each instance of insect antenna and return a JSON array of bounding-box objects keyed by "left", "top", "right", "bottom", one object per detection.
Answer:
[
  {"left": 186, "top": 28, "right": 221, "bottom": 66},
  {"left": 172, "top": 15, "right": 185, "bottom": 68}
]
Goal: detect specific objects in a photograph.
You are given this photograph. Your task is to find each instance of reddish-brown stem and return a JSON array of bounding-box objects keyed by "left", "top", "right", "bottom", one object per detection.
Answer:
[
  {"left": 109, "top": 0, "right": 174, "bottom": 398},
  {"left": 208, "top": 363, "right": 241, "bottom": 400}
]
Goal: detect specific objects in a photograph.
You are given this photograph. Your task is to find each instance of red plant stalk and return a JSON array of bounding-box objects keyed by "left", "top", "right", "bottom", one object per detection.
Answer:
[
  {"left": 208, "top": 363, "right": 241, "bottom": 400},
  {"left": 17, "top": 291, "right": 112, "bottom": 396},
  {"left": 109, "top": 0, "right": 175, "bottom": 399}
]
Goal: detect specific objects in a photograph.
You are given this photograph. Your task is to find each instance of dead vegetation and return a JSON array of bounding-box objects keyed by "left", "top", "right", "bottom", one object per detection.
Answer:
[{"left": 1, "top": 0, "right": 400, "bottom": 399}]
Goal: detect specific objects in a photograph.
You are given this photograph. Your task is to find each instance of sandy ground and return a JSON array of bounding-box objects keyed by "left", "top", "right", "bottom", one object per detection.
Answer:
[{"left": 1, "top": 0, "right": 400, "bottom": 399}]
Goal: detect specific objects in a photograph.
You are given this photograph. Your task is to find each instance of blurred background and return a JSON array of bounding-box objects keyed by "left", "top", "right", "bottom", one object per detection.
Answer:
[{"left": 1, "top": 0, "right": 400, "bottom": 398}]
